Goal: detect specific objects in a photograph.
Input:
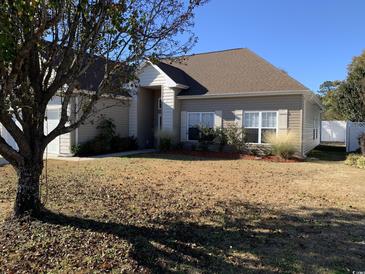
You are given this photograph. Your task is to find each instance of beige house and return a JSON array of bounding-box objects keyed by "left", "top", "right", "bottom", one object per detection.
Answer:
[
  {"left": 131, "top": 48, "right": 322, "bottom": 156},
  {"left": 4, "top": 48, "right": 320, "bottom": 157}
]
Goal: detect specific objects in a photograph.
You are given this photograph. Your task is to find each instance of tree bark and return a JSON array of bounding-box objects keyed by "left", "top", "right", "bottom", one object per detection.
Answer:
[{"left": 14, "top": 163, "right": 43, "bottom": 217}]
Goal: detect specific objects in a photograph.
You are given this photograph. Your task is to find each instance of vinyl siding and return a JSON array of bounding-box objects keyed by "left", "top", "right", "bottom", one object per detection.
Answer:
[
  {"left": 180, "top": 95, "right": 303, "bottom": 154},
  {"left": 128, "top": 91, "right": 138, "bottom": 137},
  {"left": 302, "top": 97, "right": 321, "bottom": 155},
  {"left": 77, "top": 98, "right": 129, "bottom": 144},
  {"left": 59, "top": 133, "right": 71, "bottom": 155},
  {"left": 162, "top": 86, "right": 175, "bottom": 132},
  {"left": 139, "top": 65, "right": 165, "bottom": 86}
]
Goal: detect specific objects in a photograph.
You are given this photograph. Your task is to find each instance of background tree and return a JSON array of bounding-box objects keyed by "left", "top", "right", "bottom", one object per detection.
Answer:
[
  {"left": 318, "top": 80, "right": 344, "bottom": 120},
  {"left": 0, "top": 0, "right": 206, "bottom": 217},
  {"left": 335, "top": 51, "right": 365, "bottom": 121}
]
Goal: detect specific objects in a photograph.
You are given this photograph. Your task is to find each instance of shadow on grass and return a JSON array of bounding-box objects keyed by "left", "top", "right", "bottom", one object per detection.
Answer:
[
  {"left": 307, "top": 145, "right": 347, "bottom": 162},
  {"left": 37, "top": 201, "right": 365, "bottom": 273}
]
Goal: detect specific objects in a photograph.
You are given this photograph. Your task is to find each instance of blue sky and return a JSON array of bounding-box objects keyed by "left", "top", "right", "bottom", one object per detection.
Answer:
[{"left": 190, "top": 0, "right": 365, "bottom": 92}]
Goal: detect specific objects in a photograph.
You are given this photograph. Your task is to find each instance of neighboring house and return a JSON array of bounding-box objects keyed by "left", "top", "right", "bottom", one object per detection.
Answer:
[{"left": 1, "top": 48, "right": 323, "bottom": 157}]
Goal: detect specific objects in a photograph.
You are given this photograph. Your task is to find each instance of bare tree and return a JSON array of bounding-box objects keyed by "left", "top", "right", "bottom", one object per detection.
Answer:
[{"left": 0, "top": 0, "right": 206, "bottom": 216}]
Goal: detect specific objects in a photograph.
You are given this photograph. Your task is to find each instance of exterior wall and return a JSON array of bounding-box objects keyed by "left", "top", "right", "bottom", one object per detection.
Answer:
[
  {"left": 139, "top": 64, "right": 165, "bottom": 87},
  {"left": 58, "top": 97, "right": 74, "bottom": 155},
  {"left": 161, "top": 86, "right": 174, "bottom": 132},
  {"left": 180, "top": 95, "right": 304, "bottom": 155},
  {"left": 302, "top": 97, "right": 321, "bottom": 155},
  {"left": 77, "top": 98, "right": 130, "bottom": 145},
  {"left": 173, "top": 90, "right": 181, "bottom": 143},
  {"left": 133, "top": 63, "right": 182, "bottom": 146},
  {"left": 128, "top": 91, "right": 138, "bottom": 137}
]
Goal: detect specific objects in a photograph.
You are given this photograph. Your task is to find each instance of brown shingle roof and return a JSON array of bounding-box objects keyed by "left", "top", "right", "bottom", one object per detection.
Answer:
[{"left": 157, "top": 48, "right": 309, "bottom": 96}]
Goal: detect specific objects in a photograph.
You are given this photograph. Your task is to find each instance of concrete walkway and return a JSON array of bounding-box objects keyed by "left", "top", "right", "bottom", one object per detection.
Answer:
[
  {"left": 0, "top": 149, "right": 156, "bottom": 166},
  {"left": 47, "top": 149, "right": 157, "bottom": 162}
]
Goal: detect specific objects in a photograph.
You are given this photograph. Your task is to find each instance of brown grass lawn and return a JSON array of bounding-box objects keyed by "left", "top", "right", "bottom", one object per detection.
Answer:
[{"left": 0, "top": 153, "right": 364, "bottom": 273}]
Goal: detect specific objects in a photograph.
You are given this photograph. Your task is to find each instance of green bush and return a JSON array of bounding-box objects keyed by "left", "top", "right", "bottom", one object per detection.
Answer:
[
  {"left": 156, "top": 130, "right": 173, "bottom": 152},
  {"left": 97, "top": 118, "right": 116, "bottom": 142},
  {"left": 198, "top": 125, "right": 245, "bottom": 152},
  {"left": 266, "top": 132, "right": 296, "bottom": 159},
  {"left": 173, "top": 142, "right": 184, "bottom": 150},
  {"left": 110, "top": 136, "right": 138, "bottom": 152},
  {"left": 345, "top": 154, "right": 362, "bottom": 166},
  {"left": 74, "top": 119, "right": 138, "bottom": 156},
  {"left": 224, "top": 124, "right": 246, "bottom": 152}
]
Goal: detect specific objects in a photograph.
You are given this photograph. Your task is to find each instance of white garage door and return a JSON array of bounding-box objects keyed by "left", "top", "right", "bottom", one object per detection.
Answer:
[
  {"left": 1, "top": 109, "right": 61, "bottom": 156},
  {"left": 45, "top": 109, "right": 60, "bottom": 154}
]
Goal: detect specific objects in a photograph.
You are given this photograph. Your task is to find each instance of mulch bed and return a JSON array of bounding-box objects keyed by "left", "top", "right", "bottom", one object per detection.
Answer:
[{"left": 167, "top": 150, "right": 303, "bottom": 162}]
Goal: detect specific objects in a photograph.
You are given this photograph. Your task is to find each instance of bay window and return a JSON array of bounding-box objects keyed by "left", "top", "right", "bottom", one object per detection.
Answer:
[
  {"left": 187, "top": 112, "right": 214, "bottom": 141},
  {"left": 244, "top": 111, "right": 278, "bottom": 144}
]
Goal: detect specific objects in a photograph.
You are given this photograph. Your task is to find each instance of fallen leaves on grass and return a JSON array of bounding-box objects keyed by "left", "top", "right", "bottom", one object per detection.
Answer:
[{"left": 0, "top": 154, "right": 364, "bottom": 273}]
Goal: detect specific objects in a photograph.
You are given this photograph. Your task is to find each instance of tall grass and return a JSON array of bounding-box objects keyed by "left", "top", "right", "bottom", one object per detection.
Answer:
[{"left": 265, "top": 131, "right": 297, "bottom": 159}]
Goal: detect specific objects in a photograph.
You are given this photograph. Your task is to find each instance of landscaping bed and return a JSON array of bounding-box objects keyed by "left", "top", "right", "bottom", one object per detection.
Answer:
[{"left": 167, "top": 149, "right": 303, "bottom": 162}]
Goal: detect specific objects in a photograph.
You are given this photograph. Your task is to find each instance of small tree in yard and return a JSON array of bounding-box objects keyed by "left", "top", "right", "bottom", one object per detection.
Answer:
[{"left": 0, "top": 0, "right": 206, "bottom": 217}]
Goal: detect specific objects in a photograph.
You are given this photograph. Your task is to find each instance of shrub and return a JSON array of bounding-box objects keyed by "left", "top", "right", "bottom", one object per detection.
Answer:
[
  {"left": 110, "top": 136, "right": 138, "bottom": 152},
  {"left": 156, "top": 130, "right": 173, "bottom": 152},
  {"left": 249, "top": 145, "right": 272, "bottom": 157},
  {"left": 173, "top": 142, "right": 184, "bottom": 150},
  {"left": 74, "top": 119, "right": 139, "bottom": 156},
  {"left": 225, "top": 124, "right": 246, "bottom": 152},
  {"left": 356, "top": 156, "right": 365, "bottom": 169},
  {"left": 198, "top": 127, "right": 217, "bottom": 151},
  {"left": 345, "top": 154, "right": 362, "bottom": 166},
  {"left": 265, "top": 131, "right": 296, "bottom": 159},
  {"left": 97, "top": 118, "right": 116, "bottom": 142}
]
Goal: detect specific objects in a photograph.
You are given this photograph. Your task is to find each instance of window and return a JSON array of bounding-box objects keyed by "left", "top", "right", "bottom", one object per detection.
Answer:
[
  {"left": 244, "top": 111, "right": 277, "bottom": 144},
  {"left": 187, "top": 112, "right": 214, "bottom": 141},
  {"left": 158, "top": 97, "right": 162, "bottom": 110},
  {"left": 313, "top": 117, "right": 319, "bottom": 140}
]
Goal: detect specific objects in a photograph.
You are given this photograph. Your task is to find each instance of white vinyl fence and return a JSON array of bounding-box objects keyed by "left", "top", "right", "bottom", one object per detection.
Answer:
[
  {"left": 346, "top": 122, "right": 365, "bottom": 152},
  {"left": 321, "top": 121, "right": 347, "bottom": 143},
  {"left": 321, "top": 120, "right": 365, "bottom": 152}
]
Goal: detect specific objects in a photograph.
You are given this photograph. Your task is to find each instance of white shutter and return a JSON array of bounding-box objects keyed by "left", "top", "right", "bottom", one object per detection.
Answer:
[
  {"left": 234, "top": 110, "right": 243, "bottom": 127},
  {"left": 181, "top": 111, "right": 187, "bottom": 141},
  {"left": 214, "top": 110, "right": 223, "bottom": 129},
  {"left": 278, "top": 109, "right": 288, "bottom": 134}
]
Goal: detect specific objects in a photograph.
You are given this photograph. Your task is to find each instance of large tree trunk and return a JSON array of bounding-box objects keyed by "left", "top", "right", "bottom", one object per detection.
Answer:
[{"left": 14, "top": 162, "right": 43, "bottom": 217}]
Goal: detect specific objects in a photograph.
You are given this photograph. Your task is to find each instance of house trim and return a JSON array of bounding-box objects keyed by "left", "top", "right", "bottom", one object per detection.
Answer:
[{"left": 139, "top": 61, "right": 189, "bottom": 89}]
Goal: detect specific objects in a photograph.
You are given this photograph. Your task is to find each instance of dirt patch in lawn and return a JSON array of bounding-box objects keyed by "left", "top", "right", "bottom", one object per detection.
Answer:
[{"left": 0, "top": 154, "right": 364, "bottom": 273}]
